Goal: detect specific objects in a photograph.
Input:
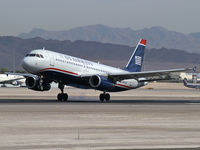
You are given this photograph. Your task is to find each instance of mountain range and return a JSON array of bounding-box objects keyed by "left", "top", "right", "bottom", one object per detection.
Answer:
[
  {"left": 19, "top": 24, "right": 200, "bottom": 53},
  {"left": 0, "top": 36, "right": 197, "bottom": 71}
]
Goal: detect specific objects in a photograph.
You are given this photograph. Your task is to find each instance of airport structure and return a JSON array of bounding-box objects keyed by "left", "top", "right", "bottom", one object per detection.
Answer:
[{"left": 179, "top": 72, "right": 200, "bottom": 82}]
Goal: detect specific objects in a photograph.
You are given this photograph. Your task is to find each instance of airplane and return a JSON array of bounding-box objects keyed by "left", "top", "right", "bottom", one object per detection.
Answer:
[
  {"left": 8, "top": 39, "right": 189, "bottom": 102},
  {"left": 0, "top": 74, "right": 25, "bottom": 87},
  {"left": 183, "top": 78, "right": 200, "bottom": 89}
]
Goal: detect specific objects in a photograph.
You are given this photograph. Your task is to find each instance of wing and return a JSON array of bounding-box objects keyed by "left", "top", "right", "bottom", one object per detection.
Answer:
[
  {"left": 108, "top": 68, "right": 191, "bottom": 82},
  {"left": 0, "top": 77, "right": 25, "bottom": 84},
  {"left": 5, "top": 72, "right": 37, "bottom": 78}
]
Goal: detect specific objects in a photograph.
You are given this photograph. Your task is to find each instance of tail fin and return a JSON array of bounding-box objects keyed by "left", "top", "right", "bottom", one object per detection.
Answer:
[{"left": 124, "top": 39, "right": 146, "bottom": 72}]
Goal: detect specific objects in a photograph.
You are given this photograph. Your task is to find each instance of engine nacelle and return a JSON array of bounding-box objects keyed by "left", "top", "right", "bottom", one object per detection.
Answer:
[
  {"left": 26, "top": 76, "right": 38, "bottom": 89},
  {"left": 11, "top": 81, "right": 19, "bottom": 86},
  {"left": 25, "top": 76, "right": 51, "bottom": 91},
  {"left": 120, "top": 79, "right": 148, "bottom": 89},
  {"left": 89, "top": 75, "right": 114, "bottom": 91}
]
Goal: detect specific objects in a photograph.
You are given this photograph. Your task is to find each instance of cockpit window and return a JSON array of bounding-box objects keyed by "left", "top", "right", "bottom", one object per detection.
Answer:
[
  {"left": 29, "top": 54, "right": 36, "bottom": 57},
  {"left": 25, "top": 53, "right": 44, "bottom": 58}
]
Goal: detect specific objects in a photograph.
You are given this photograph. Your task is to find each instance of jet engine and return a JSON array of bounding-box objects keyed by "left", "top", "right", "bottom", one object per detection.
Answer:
[
  {"left": 11, "top": 81, "right": 20, "bottom": 86},
  {"left": 25, "top": 76, "right": 51, "bottom": 91},
  {"left": 89, "top": 75, "right": 114, "bottom": 91}
]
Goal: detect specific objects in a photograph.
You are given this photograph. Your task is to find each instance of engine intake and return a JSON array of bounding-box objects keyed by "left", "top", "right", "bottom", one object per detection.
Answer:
[
  {"left": 25, "top": 76, "right": 51, "bottom": 91},
  {"left": 89, "top": 75, "right": 114, "bottom": 91},
  {"left": 26, "top": 76, "right": 38, "bottom": 89},
  {"left": 89, "top": 75, "right": 101, "bottom": 88}
]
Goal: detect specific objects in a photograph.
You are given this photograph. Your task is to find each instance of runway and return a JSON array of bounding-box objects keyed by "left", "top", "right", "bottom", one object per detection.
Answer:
[
  {"left": 0, "top": 83, "right": 200, "bottom": 150},
  {"left": 1, "top": 99, "right": 200, "bottom": 104}
]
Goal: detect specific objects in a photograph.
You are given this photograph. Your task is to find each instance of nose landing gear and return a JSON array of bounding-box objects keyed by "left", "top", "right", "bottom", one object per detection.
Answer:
[
  {"left": 57, "top": 82, "right": 68, "bottom": 102},
  {"left": 99, "top": 91, "right": 110, "bottom": 102}
]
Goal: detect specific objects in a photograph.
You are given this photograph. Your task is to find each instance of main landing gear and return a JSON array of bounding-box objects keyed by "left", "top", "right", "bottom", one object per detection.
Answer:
[
  {"left": 57, "top": 82, "right": 68, "bottom": 102},
  {"left": 99, "top": 91, "right": 110, "bottom": 102}
]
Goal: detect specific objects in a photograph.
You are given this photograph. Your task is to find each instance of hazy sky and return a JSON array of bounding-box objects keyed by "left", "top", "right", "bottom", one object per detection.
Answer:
[{"left": 0, "top": 0, "right": 199, "bottom": 35}]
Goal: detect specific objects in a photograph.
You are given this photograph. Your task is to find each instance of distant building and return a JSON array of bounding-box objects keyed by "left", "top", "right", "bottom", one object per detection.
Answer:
[{"left": 179, "top": 72, "right": 200, "bottom": 82}]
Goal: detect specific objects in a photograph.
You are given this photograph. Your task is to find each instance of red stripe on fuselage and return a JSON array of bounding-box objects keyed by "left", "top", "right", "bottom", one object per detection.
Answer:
[
  {"left": 37, "top": 68, "right": 78, "bottom": 76},
  {"left": 115, "top": 83, "right": 132, "bottom": 89}
]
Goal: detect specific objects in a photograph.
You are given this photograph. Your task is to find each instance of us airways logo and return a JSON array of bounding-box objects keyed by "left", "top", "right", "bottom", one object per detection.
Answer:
[{"left": 135, "top": 56, "right": 142, "bottom": 65}]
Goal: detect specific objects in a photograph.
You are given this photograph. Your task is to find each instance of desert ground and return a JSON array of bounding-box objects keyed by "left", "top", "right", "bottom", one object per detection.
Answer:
[{"left": 0, "top": 82, "right": 200, "bottom": 150}]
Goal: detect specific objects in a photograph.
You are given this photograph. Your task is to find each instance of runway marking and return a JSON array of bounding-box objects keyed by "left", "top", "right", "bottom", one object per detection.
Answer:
[{"left": 187, "top": 103, "right": 200, "bottom": 105}]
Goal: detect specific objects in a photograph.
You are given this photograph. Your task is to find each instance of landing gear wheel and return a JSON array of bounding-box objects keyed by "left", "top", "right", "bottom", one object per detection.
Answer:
[
  {"left": 105, "top": 93, "right": 110, "bottom": 102},
  {"left": 57, "top": 82, "right": 68, "bottom": 102},
  {"left": 63, "top": 93, "right": 68, "bottom": 102},
  {"left": 99, "top": 94, "right": 104, "bottom": 102},
  {"left": 57, "top": 93, "right": 63, "bottom": 102},
  {"left": 57, "top": 93, "right": 68, "bottom": 102},
  {"left": 99, "top": 92, "right": 110, "bottom": 102}
]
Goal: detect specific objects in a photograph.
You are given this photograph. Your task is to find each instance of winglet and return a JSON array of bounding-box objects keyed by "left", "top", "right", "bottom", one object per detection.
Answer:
[{"left": 193, "top": 66, "right": 197, "bottom": 72}]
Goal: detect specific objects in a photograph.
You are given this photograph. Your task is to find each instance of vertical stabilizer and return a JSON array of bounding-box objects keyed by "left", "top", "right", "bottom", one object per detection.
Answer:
[{"left": 124, "top": 39, "right": 146, "bottom": 72}]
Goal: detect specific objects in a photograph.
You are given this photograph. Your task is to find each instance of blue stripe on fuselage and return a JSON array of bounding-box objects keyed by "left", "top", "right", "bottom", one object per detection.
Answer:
[{"left": 38, "top": 69, "right": 130, "bottom": 92}]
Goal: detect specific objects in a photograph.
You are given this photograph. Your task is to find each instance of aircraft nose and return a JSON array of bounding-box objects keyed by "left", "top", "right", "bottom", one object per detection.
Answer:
[{"left": 22, "top": 57, "right": 32, "bottom": 71}]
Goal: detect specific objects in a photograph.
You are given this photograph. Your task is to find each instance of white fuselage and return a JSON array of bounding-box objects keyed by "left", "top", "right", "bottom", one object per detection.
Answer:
[{"left": 22, "top": 49, "right": 146, "bottom": 90}]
